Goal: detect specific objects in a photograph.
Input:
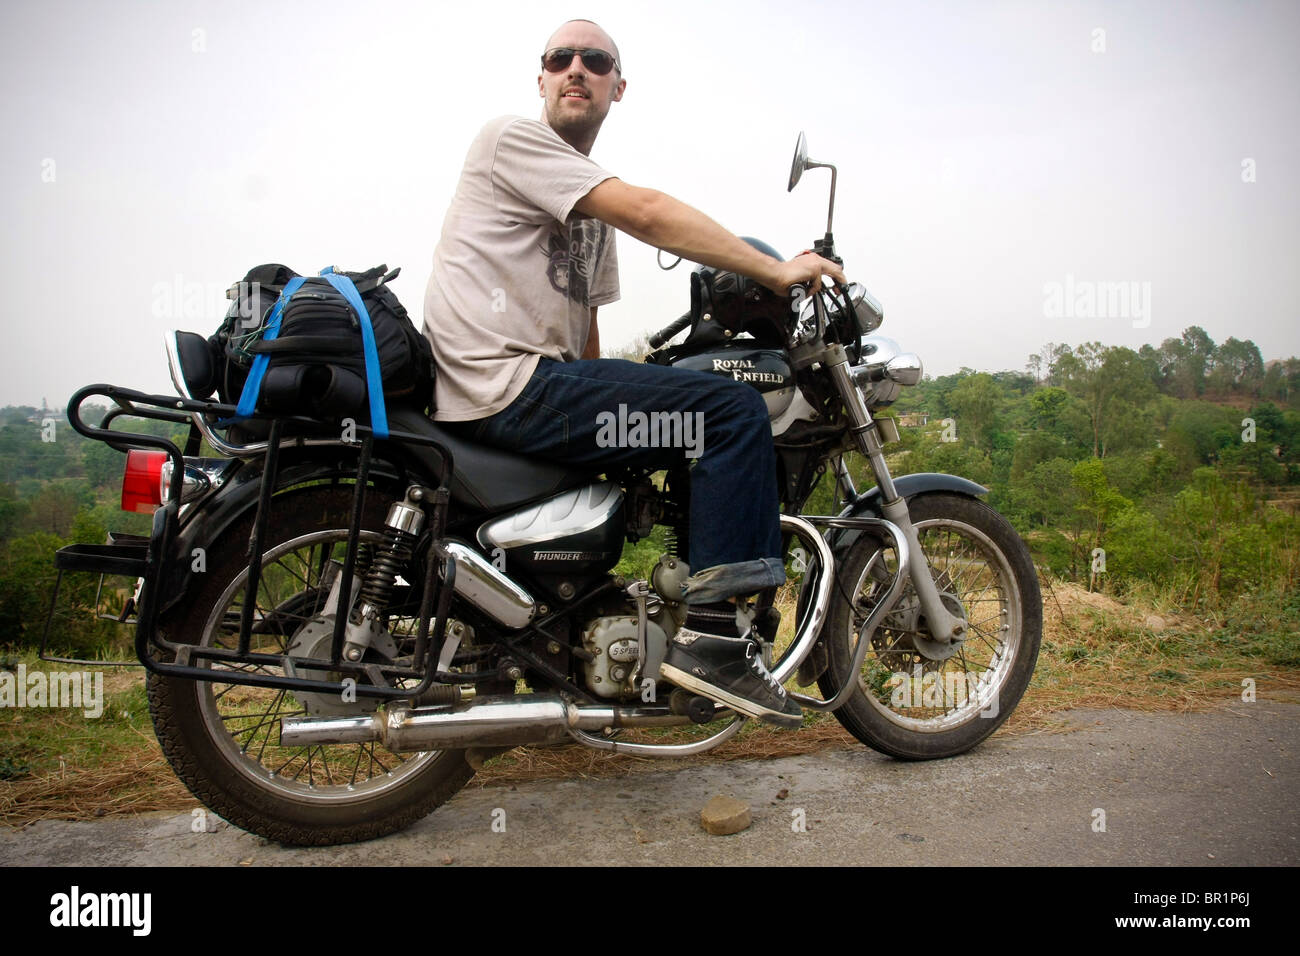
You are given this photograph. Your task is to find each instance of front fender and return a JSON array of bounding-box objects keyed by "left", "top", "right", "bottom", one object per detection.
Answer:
[{"left": 826, "top": 472, "right": 987, "bottom": 558}]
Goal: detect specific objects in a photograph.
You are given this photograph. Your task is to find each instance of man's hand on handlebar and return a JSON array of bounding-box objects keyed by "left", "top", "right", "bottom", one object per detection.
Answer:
[{"left": 760, "top": 252, "right": 845, "bottom": 297}]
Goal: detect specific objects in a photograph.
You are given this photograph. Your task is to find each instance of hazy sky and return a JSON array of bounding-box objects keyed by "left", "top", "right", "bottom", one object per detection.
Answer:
[{"left": 2, "top": 0, "right": 1297, "bottom": 408}]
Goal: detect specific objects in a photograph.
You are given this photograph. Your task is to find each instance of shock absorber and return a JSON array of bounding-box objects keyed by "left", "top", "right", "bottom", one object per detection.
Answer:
[
  {"left": 357, "top": 526, "right": 417, "bottom": 614},
  {"left": 342, "top": 487, "right": 427, "bottom": 662}
]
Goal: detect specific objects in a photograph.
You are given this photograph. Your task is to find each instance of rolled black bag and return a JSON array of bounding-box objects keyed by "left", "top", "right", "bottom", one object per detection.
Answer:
[{"left": 207, "top": 263, "right": 434, "bottom": 430}]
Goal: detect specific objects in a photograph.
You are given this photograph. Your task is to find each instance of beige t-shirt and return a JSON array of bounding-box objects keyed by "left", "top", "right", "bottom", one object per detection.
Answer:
[{"left": 423, "top": 116, "right": 621, "bottom": 421}]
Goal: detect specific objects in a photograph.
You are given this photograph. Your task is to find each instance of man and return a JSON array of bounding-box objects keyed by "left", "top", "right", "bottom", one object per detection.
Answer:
[{"left": 423, "top": 19, "right": 844, "bottom": 727}]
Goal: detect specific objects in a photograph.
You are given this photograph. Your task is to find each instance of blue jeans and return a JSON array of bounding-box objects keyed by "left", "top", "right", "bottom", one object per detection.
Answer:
[{"left": 451, "top": 357, "right": 785, "bottom": 603}]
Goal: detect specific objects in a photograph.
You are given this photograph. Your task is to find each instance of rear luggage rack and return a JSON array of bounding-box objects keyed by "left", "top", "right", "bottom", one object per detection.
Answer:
[
  {"left": 40, "top": 534, "right": 151, "bottom": 666},
  {"left": 42, "top": 382, "right": 467, "bottom": 700}
]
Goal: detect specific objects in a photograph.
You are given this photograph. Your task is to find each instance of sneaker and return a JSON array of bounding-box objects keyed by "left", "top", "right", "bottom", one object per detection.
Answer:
[{"left": 658, "top": 627, "right": 803, "bottom": 729}]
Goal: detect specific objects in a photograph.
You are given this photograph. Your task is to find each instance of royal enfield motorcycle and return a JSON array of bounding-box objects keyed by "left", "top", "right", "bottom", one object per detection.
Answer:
[{"left": 47, "top": 134, "right": 1042, "bottom": 845}]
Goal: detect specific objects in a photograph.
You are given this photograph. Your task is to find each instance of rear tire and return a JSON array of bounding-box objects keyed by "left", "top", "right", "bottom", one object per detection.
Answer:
[{"left": 147, "top": 484, "right": 475, "bottom": 846}]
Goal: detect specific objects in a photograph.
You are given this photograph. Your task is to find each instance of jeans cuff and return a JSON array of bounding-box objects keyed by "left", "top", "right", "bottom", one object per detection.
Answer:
[{"left": 681, "top": 557, "right": 787, "bottom": 604}]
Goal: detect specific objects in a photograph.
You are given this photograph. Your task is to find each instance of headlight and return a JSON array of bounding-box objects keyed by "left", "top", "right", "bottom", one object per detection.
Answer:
[
  {"left": 840, "top": 282, "right": 883, "bottom": 334},
  {"left": 792, "top": 281, "right": 885, "bottom": 346}
]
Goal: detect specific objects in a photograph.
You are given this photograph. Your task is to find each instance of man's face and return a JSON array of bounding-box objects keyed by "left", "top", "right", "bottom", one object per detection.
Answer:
[{"left": 537, "top": 22, "right": 625, "bottom": 150}]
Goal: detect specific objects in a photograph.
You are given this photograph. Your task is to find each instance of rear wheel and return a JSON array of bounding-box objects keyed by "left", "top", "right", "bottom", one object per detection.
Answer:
[
  {"left": 147, "top": 484, "right": 476, "bottom": 846},
  {"left": 818, "top": 493, "right": 1042, "bottom": 759}
]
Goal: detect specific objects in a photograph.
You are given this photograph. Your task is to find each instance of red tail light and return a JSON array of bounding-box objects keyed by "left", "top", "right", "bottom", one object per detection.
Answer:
[{"left": 122, "top": 450, "right": 168, "bottom": 514}]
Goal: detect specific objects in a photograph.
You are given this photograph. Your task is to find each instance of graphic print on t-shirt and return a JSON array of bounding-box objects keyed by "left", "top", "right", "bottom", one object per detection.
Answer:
[{"left": 542, "top": 218, "right": 611, "bottom": 306}]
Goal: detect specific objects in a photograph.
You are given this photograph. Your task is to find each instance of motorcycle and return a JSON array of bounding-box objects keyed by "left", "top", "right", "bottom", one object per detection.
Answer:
[{"left": 46, "top": 133, "right": 1042, "bottom": 846}]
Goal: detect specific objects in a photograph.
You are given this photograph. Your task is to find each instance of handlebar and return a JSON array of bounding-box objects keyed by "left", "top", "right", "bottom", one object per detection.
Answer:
[{"left": 648, "top": 312, "right": 692, "bottom": 349}]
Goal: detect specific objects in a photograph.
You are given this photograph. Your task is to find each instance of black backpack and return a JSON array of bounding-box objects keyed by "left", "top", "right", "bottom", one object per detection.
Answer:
[{"left": 208, "top": 263, "right": 434, "bottom": 433}]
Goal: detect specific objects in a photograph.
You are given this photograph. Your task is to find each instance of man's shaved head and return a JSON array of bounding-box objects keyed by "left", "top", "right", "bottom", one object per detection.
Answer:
[
  {"left": 538, "top": 18, "right": 626, "bottom": 154},
  {"left": 544, "top": 19, "right": 621, "bottom": 71}
]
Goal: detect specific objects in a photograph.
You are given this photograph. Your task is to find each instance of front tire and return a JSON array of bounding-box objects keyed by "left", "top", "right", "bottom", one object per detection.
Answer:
[
  {"left": 819, "top": 493, "right": 1042, "bottom": 760},
  {"left": 147, "top": 484, "right": 475, "bottom": 846}
]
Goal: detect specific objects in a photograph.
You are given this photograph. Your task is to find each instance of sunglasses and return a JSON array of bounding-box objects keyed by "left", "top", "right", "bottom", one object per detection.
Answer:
[{"left": 541, "top": 47, "right": 619, "bottom": 76}]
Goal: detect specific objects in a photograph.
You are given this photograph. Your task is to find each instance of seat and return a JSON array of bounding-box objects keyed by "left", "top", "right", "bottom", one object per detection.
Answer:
[{"left": 385, "top": 406, "right": 594, "bottom": 512}]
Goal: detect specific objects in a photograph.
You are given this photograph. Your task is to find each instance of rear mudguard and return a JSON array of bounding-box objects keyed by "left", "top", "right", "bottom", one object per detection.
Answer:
[
  {"left": 154, "top": 451, "right": 418, "bottom": 620},
  {"left": 795, "top": 472, "right": 987, "bottom": 687}
]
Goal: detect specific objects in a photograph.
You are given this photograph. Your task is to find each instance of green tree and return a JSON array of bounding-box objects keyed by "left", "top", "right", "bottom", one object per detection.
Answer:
[
  {"left": 1054, "top": 343, "right": 1156, "bottom": 458},
  {"left": 1070, "top": 458, "right": 1133, "bottom": 590},
  {"left": 1180, "top": 326, "right": 1215, "bottom": 397},
  {"left": 946, "top": 373, "right": 1002, "bottom": 450},
  {"left": 1208, "top": 337, "right": 1265, "bottom": 395},
  {"left": 20, "top": 481, "right": 93, "bottom": 538},
  {"left": 1220, "top": 402, "right": 1296, "bottom": 484},
  {"left": 81, "top": 441, "right": 125, "bottom": 489},
  {"left": 1162, "top": 401, "right": 1239, "bottom": 471}
]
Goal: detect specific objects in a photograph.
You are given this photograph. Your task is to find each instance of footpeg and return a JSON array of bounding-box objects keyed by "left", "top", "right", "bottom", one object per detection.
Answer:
[{"left": 670, "top": 688, "right": 717, "bottom": 724}]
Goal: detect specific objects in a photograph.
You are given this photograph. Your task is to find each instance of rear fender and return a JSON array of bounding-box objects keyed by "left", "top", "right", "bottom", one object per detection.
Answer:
[{"left": 154, "top": 453, "right": 415, "bottom": 618}]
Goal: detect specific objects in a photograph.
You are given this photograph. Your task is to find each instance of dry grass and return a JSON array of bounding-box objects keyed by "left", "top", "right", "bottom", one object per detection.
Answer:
[
  {"left": 1, "top": 721, "right": 195, "bottom": 827},
  {"left": 1033, "top": 575, "right": 1300, "bottom": 713}
]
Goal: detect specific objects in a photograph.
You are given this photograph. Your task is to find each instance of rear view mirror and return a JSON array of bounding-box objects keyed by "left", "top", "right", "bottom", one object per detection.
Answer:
[{"left": 788, "top": 131, "right": 809, "bottom": 192}]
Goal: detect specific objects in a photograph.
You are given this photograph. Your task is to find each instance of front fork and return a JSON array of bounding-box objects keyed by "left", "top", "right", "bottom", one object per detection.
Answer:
[{"left": 825, "top": 347, "right": 968, "bottom": 651}]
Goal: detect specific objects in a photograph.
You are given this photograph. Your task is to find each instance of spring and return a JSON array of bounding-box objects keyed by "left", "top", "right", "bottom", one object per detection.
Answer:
[
  {"left": 663, "top": 514, "right": 689, "bottom": 560},
  {"left": 357, "top": 526, "right": 417, "bottom": 613}
]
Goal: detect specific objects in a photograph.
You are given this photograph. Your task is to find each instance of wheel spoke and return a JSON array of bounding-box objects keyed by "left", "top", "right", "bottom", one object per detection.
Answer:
[
  {"left": 831, "top": 503, "right": 1034, "bottom": 738},
  {"left": 235, "top": 689, "right": 286, "bottom": 753},
  {"left": 187, "top": 523, "right": 448, "bottom": 805}
]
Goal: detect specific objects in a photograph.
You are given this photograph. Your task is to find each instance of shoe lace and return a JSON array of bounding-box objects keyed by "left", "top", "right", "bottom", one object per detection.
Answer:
[{"left": 745, "top": 640, "right": 784, "bottom": 697}]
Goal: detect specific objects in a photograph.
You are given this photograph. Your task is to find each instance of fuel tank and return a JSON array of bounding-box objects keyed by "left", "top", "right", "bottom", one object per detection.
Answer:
[{"left": 671, "top": 345, "right": 794, "bottom": 419}]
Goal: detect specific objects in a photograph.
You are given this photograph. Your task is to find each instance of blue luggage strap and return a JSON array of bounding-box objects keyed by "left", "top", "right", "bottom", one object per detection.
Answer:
[{"left": 222, "top": 266, "right": 389, "bottom": 439}]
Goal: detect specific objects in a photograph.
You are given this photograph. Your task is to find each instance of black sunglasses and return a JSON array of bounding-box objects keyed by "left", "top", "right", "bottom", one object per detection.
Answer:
[{"left": 541, "top": 47, "right": 619, "bottom": 76}]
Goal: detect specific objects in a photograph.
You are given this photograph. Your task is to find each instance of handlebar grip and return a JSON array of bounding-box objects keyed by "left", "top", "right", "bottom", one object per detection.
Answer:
[{"left": 648, "top": 312, "right": 693, "bottom": 349}]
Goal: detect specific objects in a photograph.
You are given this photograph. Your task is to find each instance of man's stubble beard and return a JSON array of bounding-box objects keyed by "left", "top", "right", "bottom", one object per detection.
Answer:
[{"left": 545, "top": 93, "right": 611, "bottom": 148}]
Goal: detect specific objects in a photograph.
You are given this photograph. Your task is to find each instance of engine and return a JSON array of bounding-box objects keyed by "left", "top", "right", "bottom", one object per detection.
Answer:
[
  {"left": 579, "top": 554, "right": 691, "bottom": 700},
  {"left": 580, "top": 614, "right": 671, "bottom": 699}
]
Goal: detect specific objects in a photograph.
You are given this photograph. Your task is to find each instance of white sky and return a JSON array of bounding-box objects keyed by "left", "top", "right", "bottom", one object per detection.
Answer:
[{"left": 2, "top": 0, "right": 1297, "bottom": 408}]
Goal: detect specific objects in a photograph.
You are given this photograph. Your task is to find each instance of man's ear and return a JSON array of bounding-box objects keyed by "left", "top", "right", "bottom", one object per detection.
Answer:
[
  {"left": 612, "top": 77, "right": 626, "bottom": 102},
  {"left": 538, "top": 72, "right": 545, "bottom": 97}
]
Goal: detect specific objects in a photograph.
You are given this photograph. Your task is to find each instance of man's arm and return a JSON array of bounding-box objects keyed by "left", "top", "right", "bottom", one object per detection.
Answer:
[
  {"left": 575, "top": 179, "right": 845, "bottom": 293},
  {"left": 582, "top": 307, "right": 600, "bottom": 360}
]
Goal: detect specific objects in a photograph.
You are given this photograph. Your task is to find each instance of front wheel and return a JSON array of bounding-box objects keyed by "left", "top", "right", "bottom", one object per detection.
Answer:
[{"left": 818, "top": 493, "right": 1042, "bottom": 760}]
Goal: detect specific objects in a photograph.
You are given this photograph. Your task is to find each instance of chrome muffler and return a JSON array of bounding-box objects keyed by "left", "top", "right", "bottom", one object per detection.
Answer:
[{"left": 280, "top": 695, "right": 633, "bottom": 751}]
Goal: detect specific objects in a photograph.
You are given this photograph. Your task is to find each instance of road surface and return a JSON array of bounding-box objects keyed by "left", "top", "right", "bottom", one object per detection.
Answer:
[{"left": 2, "top": 703, "right": 1296, "bottom": 866}]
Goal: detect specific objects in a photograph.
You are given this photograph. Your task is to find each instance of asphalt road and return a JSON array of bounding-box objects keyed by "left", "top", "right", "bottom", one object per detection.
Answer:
[{"left": 3, "top": 702, "right": 1296, "bottom": 866}]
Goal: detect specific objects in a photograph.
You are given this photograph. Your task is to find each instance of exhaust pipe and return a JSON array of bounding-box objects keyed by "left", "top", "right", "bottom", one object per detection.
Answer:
[
  {"left": 445, "top": 541, "right": 536, "bottom": 629},
  {"left": 279, "top": 695, "right": 696, "bottom": 751},
  {"left": 280, "top": 695, "right": 618, "bottom": 751}
]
